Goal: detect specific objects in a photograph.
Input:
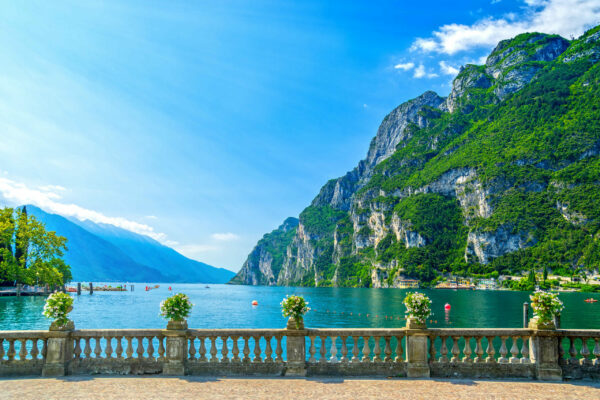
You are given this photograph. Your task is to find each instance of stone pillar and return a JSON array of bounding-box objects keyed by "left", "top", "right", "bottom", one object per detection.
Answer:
[
  {"left": 16, "top": 283, "right": 21, "bottom": 297},
  {"left": 523, "top": 302, "right": 529, "bottom": 328},
  {"left": 285, "top": 317, "right": 307, "bottom": 376},
  {"left": 405, "top": 319, "right": 430, "bottom": 378},
  {"left": 89, "top": 282, "right": 93, "bottom": 294},
  {"left": 42, "top": 321, "right": 75, "bottom": 377},
  {"left": 529, "top": 319, "right": 562, "bottom": 381},
  {"left": 44, "top": 284, "right": 49, "bottom": 295},
  {"left": 163, "top": 321, "right": 188, "bottom": 376},
  {"left": 77, "top": 282, "right": 81, "bottom": 295}
]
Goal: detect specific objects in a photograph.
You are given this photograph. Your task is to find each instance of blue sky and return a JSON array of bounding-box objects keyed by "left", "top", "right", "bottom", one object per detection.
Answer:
[{"left": 0, "top": 0, "right": 598, "bottom": 271}]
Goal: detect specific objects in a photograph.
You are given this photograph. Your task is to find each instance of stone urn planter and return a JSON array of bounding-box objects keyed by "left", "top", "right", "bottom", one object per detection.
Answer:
[
  {"left": 528, "top": 316, "right": 556, "bottom": 330},
  {"left": 49, "top": 319, "right": 75, "bottom": 331},
  {"left": 167, "top": 319, "right": 188, "bottom": 330},
  {"left": 406, "top": 317, "right": 426, "bottom": 330},
  {"left": 286, "top": 317, "right": 304, "bottom": 330}
]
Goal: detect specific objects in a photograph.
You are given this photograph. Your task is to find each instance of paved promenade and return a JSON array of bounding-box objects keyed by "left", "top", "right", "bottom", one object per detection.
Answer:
[{"left": 1, "top": 376, "right": 599, "bottom": 400}]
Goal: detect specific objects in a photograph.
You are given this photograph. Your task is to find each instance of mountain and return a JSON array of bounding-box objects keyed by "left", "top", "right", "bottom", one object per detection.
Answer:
[
  {"left": 27, "top": 205, "right": 234, "bottom": 283},
  {"left": 231, "top": 26, "right": 600, "bottom": 288}
]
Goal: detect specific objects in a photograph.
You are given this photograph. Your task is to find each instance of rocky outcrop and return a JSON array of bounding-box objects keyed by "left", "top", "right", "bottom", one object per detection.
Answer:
[
  {"left": 442, "top": 65, "right": 493, "bottom": 113},
  {"left": 465, "top": 226, "right": 536, "bottom": 264}
]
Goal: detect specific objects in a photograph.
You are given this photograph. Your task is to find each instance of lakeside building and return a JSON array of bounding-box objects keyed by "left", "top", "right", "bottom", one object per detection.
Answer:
[
  {"left": 476, "top": 278, "right": 498, "bottom": 290},
  {"left": 397, "top": 279, "right": 420, "bottom": 289}
]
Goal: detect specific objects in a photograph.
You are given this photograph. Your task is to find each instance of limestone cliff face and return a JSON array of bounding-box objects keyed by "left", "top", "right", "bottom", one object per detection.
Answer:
[{"left": 231, "top": 27, "right": 600, "bottom": 287}]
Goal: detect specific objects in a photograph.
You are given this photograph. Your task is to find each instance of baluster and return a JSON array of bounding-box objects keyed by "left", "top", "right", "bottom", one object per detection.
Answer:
[
  {"left": 568, "top": 337, "right": 578, "bottom": 365},
  {"left": 210, "top": 336, "right": 219, "bottom": 363},
  {"left": 439, "top": 336, "right": 449, "bottom": 363},
  {"left": 105, "top": 337, "right": 114, "bottom": 359},
  {"left": 231, "top": 336, "right": 240, "bottom": 362},
  {"left": 361, "top": 336, "right": 371, "bottom": 362},
  {"left": 72, "top": 338, "right": 81, "bottom": 359},
  {"left": 450, "top": 337, "right": 460, "bottom": 363},
  {"left": 19, "top": 339, "right": 28, "bottom": 360},
  {"left": 253, "top": 336, "right": 262, "bottom": 363},
  {"left": 158, "top": 336, "right": 166, "bottom": 360},
  {"left": 485, "top": 336, "right": 496, "bottom": 363},
  {"left": 580, "top": 338, "right": 591, "bottom": 366},
  {"left": 242, "top": 336, "right": 250, "bottom": 363},
  {"left": 474, "top": 337, "right": 484, "bottom": 363},
  {"left": 396, "top": 335, "right": 404, "bottom": 363},
  {"left": 509, "top": 336, "right": 520, "bottom": 363},
  {"left": 498, "top": 336, "right": 508, "bottom": 364},
  {"left": 329, "top": 336, "right": 338, "bottom": 363},
  {"left": 520, "top": 336, "right": 530, "bottom": 364},
  {"left": 198, "top": 337, "right": 207, "bottom": 362},
  {"left": 7, "top": 339, "right": 15, "bottom": 361},
  {"left": 352, "top": 336, "right": 360, "bottom": 362},
  {"left": 0, "top": 338, "right": 4, "bottom": 360},
  {"left": 462, "top": 337, "right": 472, "bottom": 363},
  {"left": 146, "top": 336, "right": 155, "bottom": 359},
  {"left": 222, "top": 336, "right": 230, "bottom": 363},
  {"left": 189, "top": 337, "right": 197, "bottom": 360},
  {"left": 558, "top": 337, "right": 566, "bottom": 365},
  {"left": 275, "top": 335, "right": 283, "bottom": 363},
  {"left": 84, "top": 338, "right": 93, "bottom": 359},
  {"left": 115, "top": 337, "right": 123, "bottom": 359},
  {"left": 95, "top": 337, "right": 104, "bottom": 358},
  {"left": 340, "top": 336, "right": 349, "bottom": 363},
  {"left": 125, "top": 337, "right": 134, "bottom": 359},
  {"left": 384, "top": 336, "right": 392, "bottom": 362},
  {"left": 373, "top": 336, "right": 382, "bottom": 362},
  {"left": 429, "top": 336, "right": 436, "bottom": 364},
  {"left": 136, "top": 336, "right": 144, "bottom": 359},
  {"left": 319, "top": 336, "right": 327, "bottom": 364},
  {"left": 264, "top": 336, "right": 273, "bottom": 363},
  {"left": 308, "top": 336, "right": 316, "bottom": 363},
  {"left": 593, "top": 338, "right": 600, "bottom": 366},
  {"left": 31, "top": 339, "right": 39, "bottom": 360}
]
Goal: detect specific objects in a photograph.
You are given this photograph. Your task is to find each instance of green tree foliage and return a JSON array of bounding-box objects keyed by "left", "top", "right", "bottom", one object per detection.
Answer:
[{"left": 0, "top": 207, "right": 71, "bottom": 287}]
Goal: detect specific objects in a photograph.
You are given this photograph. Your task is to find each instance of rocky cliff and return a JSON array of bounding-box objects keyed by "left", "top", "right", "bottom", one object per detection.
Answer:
[{"left": 231, "top": 27, "right": 600, "bottom": 287}]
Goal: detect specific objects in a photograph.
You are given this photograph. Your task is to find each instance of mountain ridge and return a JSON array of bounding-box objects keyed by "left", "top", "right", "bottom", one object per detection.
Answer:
[{"left": 232, "top": 26, "right": 600, "bottom": 287}]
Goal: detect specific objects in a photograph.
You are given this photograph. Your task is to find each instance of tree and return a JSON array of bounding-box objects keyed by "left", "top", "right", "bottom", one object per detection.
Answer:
[
  {"left": 0, "top": 207, "right": 71, "bottom": 287},
  {"left": 543, "top": 265, "right": 548, "bottom": 283}
]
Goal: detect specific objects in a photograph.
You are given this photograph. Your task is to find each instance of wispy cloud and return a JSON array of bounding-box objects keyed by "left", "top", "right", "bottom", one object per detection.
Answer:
[
  {"left": 439, "top": 61, "right": 460, "bottom": 76},
  {"left": 411, "top": 0, "right": 600, "bottom": 55},
  {"left": 394, "top": 62, "right": 415, "bottom": 71},
  {"left": 413, "top": 64, "right": 439, "bottom": 79},
  {"left": 0, "top": 175, "right": 168, "bottom": 243},
  {"left": 211, "top": 232, "right": 239, "bottom": 241}
]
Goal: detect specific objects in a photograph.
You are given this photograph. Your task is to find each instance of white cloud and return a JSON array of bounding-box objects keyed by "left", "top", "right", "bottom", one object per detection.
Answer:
[
  {"left": 411, "top": 0, "right": 600, "bottom": 55},
  {"left": 491, "top": 0, "right": 502, "bottom": 4},
  {"left": 211, "top": 232, "right": 239, "bottom": 241},
  {"left": 0, "top": 176, "right": 168, "bottom": 243},
  {"left": 439, "top": 61, "right": 461, "bottom": 76},
  {"left": 413, "top": 64, "right": 439, "bottom": 79},
  {"left": 174, "top": 244, "right": 219, "bottom": 258},
  {"left": 394, "top": 62, "right": 415, "bottom": 71}
]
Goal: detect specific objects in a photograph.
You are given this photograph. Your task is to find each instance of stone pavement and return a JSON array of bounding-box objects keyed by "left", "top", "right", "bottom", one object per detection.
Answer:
[{"left": 1, "top": 376, "right": 599, "bottom": 400}]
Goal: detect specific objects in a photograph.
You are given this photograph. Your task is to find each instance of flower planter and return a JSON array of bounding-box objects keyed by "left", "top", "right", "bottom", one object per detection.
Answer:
[
  {"left": 49, "top": 319, "right": 74, "bottom": 331},
  {"left": 406, "top": 317, "right": 426, "bottom": 330},
  {"left": 528, "top": 316, "right": 556, "bottom": 330},
  {"left": 286, "top": 317, "right": 304, "bottom": 330},
  {"left": 167, "top": 319, "right": 188, "bottom": 330}
]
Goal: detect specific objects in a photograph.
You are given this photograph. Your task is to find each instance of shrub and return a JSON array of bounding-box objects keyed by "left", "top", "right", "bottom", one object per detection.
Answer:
[
  {"left": 160, "top": 293, "right": 193, "bottom": 321},
  {"left": 403, "top": 292, "right": 432, "bottom": 324},
  {"left": 42, "top": 292, "right": 74, "bottom": 327},
  {"left": 530, "top": 290, "right": 563, "bottom": 324},
  {"left": 281, "top": 295, "right": 310, "bottom": 327}
]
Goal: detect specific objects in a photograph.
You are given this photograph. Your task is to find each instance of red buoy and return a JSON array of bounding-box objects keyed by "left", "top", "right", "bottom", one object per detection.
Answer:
[
  {"left": 444, "top": 303, "right": 451, "bottom": 310},
  {"left": 252, "top": 300, "right": 258, "bottom": 306}
]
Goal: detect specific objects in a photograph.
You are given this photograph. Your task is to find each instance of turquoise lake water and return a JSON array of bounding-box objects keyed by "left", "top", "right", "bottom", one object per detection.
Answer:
[{"left": 1, "top": 284, "right": 600, "bottom": 330}]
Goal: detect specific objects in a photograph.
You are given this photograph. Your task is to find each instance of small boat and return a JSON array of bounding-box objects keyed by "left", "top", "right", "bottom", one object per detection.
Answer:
[
  {"left": 66, "top": 287, "right": 77, "bottom": 293},
  {"left": 584, "top": 298, "right": 598, "bottom": 303},
  {"left": 205, "top": 286, "right": 210, "bottom": 289}
]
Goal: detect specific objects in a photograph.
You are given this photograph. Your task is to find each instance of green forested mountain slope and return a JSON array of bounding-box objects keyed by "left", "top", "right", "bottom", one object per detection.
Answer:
[{"left": 232, "top": 26, "right": 600, "bottom": 287}]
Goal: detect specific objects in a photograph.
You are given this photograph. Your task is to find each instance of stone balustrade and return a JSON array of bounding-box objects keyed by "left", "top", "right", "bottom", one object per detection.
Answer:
[{"left": 1, "top": 325, "right": 599, "bottom": 380}]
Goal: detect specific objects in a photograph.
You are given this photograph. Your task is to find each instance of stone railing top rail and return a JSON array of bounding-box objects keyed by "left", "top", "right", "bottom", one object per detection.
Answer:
[
  {"left": 187, "top": 329, "right": 286, "bottom": 336},
  {"left": 71, "top": 329, "right": 166, "bottom": 337},
  {"left": 0, "top": 330, "right": 51, "bottom": 339}
]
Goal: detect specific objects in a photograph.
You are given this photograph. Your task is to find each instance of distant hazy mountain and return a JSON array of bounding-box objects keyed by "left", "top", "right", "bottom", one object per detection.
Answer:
[{"left": 27, "top": 205, "right": 234, "bottom": 283}]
